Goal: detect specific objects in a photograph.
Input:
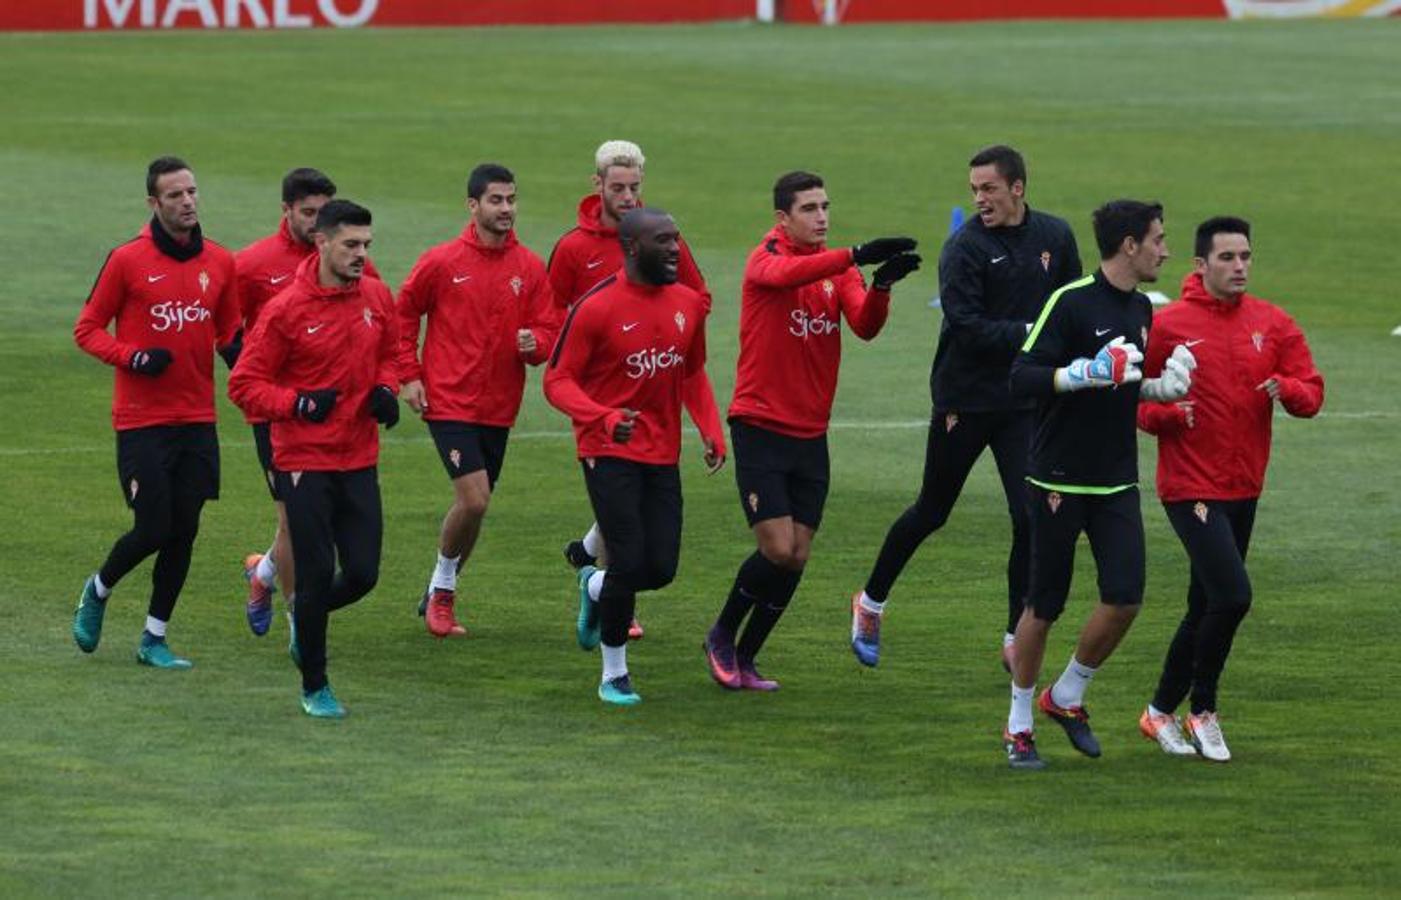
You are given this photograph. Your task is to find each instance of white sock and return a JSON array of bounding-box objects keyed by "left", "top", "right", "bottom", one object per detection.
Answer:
[
  {"left": 601, "top": 643, "right": 628, "bottom": 681},
  {"left": 145, "top": 616, "right": 167, "bottom": 638},
  {"left": 1148, "top": 704, "right": 1169, "bottom": 718},
  {"left": 93, "top": 573, "right": 112, "bottom": 599},
  {"left": 1003, "top": 632, "right": 1016, "bottom": 647},
  {"left": 1008, "top": 683, "right": 1036, "bottom": 734},
  {"left": 581, "top": 523, "right": 603, "bottom": 558},
  {"left": 858, "top": 591, "right": 885, "bottom": 614},
  {"left": 255, "top": 549, "right": 277, "bottom": 586},
  {"left": 1051, "top": 656, "right": 1097, "bottom": 709},
  {"left": 430, "top": 552, "right": 461, "bottom": 592},
  {"left": 587, "top": 569, "right": 605, "bottom": 602}
]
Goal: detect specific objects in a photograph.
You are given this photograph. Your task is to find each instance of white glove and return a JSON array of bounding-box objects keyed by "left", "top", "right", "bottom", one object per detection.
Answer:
[
  {"left": 1141, "top": 344, "right": 1196, "bottom": 403},
  {"left": 1054, "top": 336, "right": 1143, "bottom": 392}
]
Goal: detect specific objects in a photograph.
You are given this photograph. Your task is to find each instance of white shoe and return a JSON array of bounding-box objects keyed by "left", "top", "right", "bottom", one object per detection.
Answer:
[
  {"left": 1139, "top": 707, "right": 1197, "bottom": 757},
  {"left": 1186, "top": 711, "right": 1232, "bottom": 762}
]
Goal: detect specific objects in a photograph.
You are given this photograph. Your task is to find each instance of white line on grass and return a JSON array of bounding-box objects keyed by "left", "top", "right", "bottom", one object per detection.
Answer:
[{"left": 1, "top": 411, "right": 1391, "bottom": 457}]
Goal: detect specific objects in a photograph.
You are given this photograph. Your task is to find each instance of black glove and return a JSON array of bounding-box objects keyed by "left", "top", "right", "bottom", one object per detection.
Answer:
[
  {"left": 294, "top": 389, "right": 338, "bottom": 423},
  {"left": 851, "top": 237, "right": 918, "bottom": 266},
  {"left": 128, "top": 348, "right": 172, "bottom": 376},
  {"left": 367, "top": 384, "right": 399, "bottom": 429},
  {"left": 872, "top": 253, "right": 922, "bottom": 290},
  {"left": 217, "top": 329, "right": 243, "bottom": 371}
]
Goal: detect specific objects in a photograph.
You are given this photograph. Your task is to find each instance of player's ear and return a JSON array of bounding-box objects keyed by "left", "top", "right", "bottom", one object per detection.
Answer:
[{"left": 591, "top": 173, "right": 603, "bottom": 193}]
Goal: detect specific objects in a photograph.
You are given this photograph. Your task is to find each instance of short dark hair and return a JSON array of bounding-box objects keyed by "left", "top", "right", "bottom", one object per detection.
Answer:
[
  {"left": 468, "top": 163, "right": 515, "bottom": 200},
  {"left": 146, "top": 156, "right": 191, "bottom": 196},
  {"left": 1194, "top": 216, "right": 1251, "bottom": 259},
  {"left": 773, "top": 170, "right": 824, "bottom": 212},
  {"left": 281, "top": 168, "right": 337, "bottom": 205},
  {"left": 968, "top": 145, "right": 1026, "bottom": 188},
  {"left": 315, "top": 199, "right": 371, "bottom": 235},
  {"left": 1092, "top": 199, "right": 1164, "bottom": 259}
]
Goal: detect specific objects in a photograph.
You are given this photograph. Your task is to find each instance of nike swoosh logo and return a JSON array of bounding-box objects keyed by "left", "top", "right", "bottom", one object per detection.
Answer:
[
  {"left": 147, "top": 274, "right": 166, "bottom": 283},
  {"left": 586, "top": 259, "right": 604, "bottom": 269},
  {"left": 453, "top": 274, "right": 471, "bottom": 284},
  {"left": 622, "top": 322, "right": 639, "bottom": 332},
  {"left": 1183, "top": 339, "right": 1204, "bottom": 347},
  {"left": 1095, "top": 328, "right": 1112, "bottom": 336},
  {"left": 270, "top": 274, "right": 290, "bottom": 285},
  {"left": 306, "top": 324, "right": 324, "bottom": 334},
  {"left": 990, "top": 255, "right": 1008, "bottom": 264}
]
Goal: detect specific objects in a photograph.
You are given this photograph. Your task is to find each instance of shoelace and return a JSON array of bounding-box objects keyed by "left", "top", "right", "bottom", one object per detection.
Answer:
[
  {"left": 857, "top": 608, "right": 881, "bottom": 640},
  {"left": 1194, "top": 715, "right": 1223, "bottom": 744}
]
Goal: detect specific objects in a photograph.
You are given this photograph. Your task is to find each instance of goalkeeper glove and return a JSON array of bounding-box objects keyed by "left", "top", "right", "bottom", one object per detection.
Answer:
[
  {"left": 1055, "top": 336, "right": 1143, "bottom": 392},
  {"left": 851, "top": 237, "right": 918, "bottom": 266},
  {"left": 1141, "top": 344, "right": 1197, "bottom": 403}
]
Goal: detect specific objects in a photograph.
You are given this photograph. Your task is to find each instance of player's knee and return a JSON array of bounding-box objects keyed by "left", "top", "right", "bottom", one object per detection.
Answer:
[
  {"left": 760, "top": 545, "right": 805, "bottom": 572},
  {"left": 643, "top": 558, "right": 677, "bottom": 591},
  {"left": 341, "top": 560, "right": 379, "bottom": 599},
  {"left": 911, "top": 496, "right": 951, "bottom": 533}
]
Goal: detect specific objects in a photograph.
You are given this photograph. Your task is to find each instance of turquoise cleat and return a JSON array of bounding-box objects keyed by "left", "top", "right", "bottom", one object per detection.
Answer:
[
  {"left": 576, "top": 565, "right": 601, "bottom": 651},
  {"left": 73, "top": 575, "right": 107, "bottom": 653},
  {"left": 136, "top": 635, "right": 193, "bottom": 670},
  {"left": 301, "top": 684, "right": 346, "bottom": 719},
  {"left": 598, "top": 674, "right": 641, "bottom": 706}
]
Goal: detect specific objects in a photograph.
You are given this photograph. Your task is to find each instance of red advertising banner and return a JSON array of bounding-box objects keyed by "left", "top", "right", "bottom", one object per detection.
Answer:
[
  {"left": 0, "top": 0, "right": 1394, "bottom": 30},
  {"left": 0, "top": 0, "right": 751, "bottom": 31}
]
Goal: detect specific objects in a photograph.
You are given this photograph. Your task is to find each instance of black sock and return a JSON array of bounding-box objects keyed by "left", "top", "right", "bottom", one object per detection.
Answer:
[
  {"left": 715, "top": 552, "right": 775, "bottom": 635},
  {"left": 736, "top": 564, "right": 802, "bottom": 661}
]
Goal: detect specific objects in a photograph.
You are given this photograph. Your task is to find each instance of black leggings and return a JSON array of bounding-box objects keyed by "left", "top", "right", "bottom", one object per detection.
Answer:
[
  {"left": 1152, "top": 498, "right": 1257, "bottom": 716},
  {"left": 863, "top": 408, "right": 1031, "bottom": 633},
  {"left": 282, "top": 468, "right": 383, "bottom": 693},
  {"left": 582, "top": 458, "right": 682, "bottom": 648}
]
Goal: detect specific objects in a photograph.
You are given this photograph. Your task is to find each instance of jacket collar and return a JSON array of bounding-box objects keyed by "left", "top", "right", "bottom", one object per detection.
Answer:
[
  {"left": 459, "top": 221, "right": 518, "bottom": 253},
  {"left": 766, "top": 223, "right": 825, "bottom": 256},
  {"left": 148, "top": 216, "right": 203, "bottom": 262}
]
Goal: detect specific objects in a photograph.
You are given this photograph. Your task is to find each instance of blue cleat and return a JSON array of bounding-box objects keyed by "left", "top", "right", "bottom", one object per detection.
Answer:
[
  {"left": 598, "top": 674, "right": 641, "bottom": 706},
  {"left": 1038, "top": 689, "right": 1102, "bottom": 758},
  {"left": 301, "top": 683, "right": 346, "bottom": 719},
  {"left": 136, "top": 634, "right": 193, "bottom": 670},
  {"left": 243, "top": 553, "right": 276, "bottom": 636},
  {"left": 576, "top": 565, "right": 601, "bottom": 651},
  {"left": 73, "top": 575, "right": 107, "bottom": 653},
  {"left": 850, "top": 593, "right": 882, "bottom": 667}
]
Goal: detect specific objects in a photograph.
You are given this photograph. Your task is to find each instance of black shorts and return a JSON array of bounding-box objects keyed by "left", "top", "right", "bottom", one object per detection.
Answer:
[
  {"left": 1026, "top": 483, "right": 1144, "bottom": 621},
  {"left": 730, "top": 419, "right": 830, "bottom": 529},
  {"left": 427, "top": 420, "right": 510, "bottom": 488},
  {"left": 115, "top": 423, "right": 220, "bottom": 511},
  {"left": 251, "top": 422, "right": 281, "bottom": 501}
]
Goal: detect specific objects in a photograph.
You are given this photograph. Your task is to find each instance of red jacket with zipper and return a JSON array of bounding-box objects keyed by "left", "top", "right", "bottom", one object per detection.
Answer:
[
  {"left": 1138, "top": 272, "right": 1324, "bottom": 502},
  {"left": 228, "top": 255, "right": 399, "bottom": 472},
  {"left": 728, "top": 225, "right": 890, "bottom": 438},
  {"left": 235, "top": 218, "right": 381, "bottom": 424},
  {"left": 396, "top": 223, "right": 555, "bottom": 427}
]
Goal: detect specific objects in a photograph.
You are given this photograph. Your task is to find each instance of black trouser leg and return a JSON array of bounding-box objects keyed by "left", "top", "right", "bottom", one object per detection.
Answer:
[
  {"left": 285, "top": 471, "right": 338, "bottom": 694},
  {"left": 584, "top": 460, "right": 646, "bottom": 649},
  {"left": 1153, "top": 500, "right": 1256, "bottom": 714},
  {"left": 862, "top": 410, "right": 990, "bottom": 602},
  {"left": 988, "top": 413, "right": 1033, "bottom": 635},
  {"left": 716, "top": 552, "right": 768, "bottom": 636},
  {"left": 327, "top": 468, "right": 382, "bottom": 612},
  {"left": 585, "top": 460, "right": 682, "bottom": 649},
  {"left": 100, "top": 456, "right": 175, "bottom": 590},
  {"left": 146, "top": 488, "right": 206, "bottom": 624}
]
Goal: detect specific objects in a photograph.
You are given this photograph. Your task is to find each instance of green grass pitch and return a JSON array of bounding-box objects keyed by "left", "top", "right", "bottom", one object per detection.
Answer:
[{"left": 1, "top": 18, "right": 1398, "bottom": 895}]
